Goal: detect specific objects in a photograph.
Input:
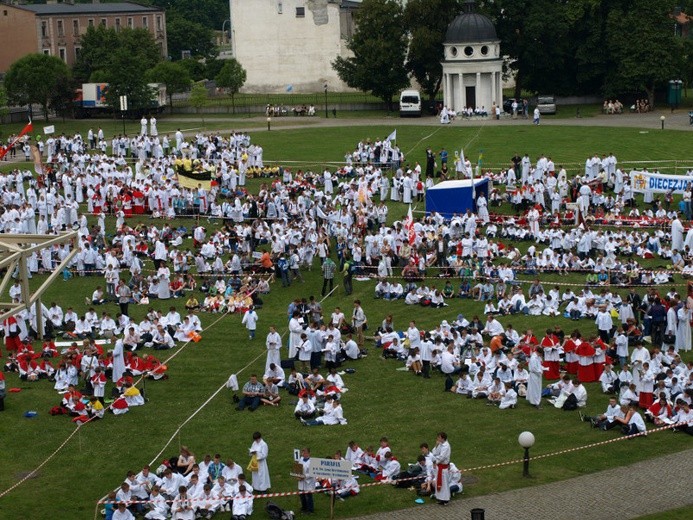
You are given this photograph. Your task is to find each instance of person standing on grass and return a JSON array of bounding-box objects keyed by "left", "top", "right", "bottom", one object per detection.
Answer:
[
  {"left": 297, "top": 447, "right": 315, "bottom": 514},
  {"left": 116, "top": 280, "right": 132, "bottom": 317},
  {"left": 533, "top": 107, "right": 540, "bottom": 125},
  {"left": 321, "top": 256, "right": 336, "bottom": 297},
  {"left": 265, "top": 325, "right": 281, "bottom": 370},
  {"left": 352, "top": 300, "right": 367, "bottom": 347},
  {"left": 527, "top": 346, "right": 545, "bottom": 409},
  {"left": 241, "top": 305, "right": 258, "bottom": 340},
  {"left": 431, "top": 432, "right": 452, "bottom": 505},
  {"left": 249, "top": 431, "right": 271, "bottom": 493}
]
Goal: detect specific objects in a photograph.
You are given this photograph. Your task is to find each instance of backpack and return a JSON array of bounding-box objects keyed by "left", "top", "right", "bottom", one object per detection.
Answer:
[{"left": 266, "top": 501, "right": 294, "bottom": 520}]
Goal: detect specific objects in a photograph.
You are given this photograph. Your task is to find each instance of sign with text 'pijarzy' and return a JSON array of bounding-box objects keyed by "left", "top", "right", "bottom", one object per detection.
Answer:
[{"left": 307, "top": 458, "right": 352, "bottom": 480}]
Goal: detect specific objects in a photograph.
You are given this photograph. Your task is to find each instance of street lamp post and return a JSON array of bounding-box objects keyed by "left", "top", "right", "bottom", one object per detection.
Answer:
[
  {"left": 324, "top": 83, "right": 328, "bottom": 119},
  {"left": 660, "top": 115, "right": 666, "bottom": 130},
  {"left": 518, "top": 431, "right": 535, "bottom": 478},
  {"left": 221, "top": 19, "right": 230, "bottom": 45}
]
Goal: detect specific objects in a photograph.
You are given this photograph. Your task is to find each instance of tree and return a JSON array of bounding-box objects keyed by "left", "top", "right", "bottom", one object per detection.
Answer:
[
  {"left": 166, "top": 17, "right": 216, "bottom": 60},
  {"left": 0, "top": 84, "right": 9, "bottom": 123},
  {"left": 188, "top": 82, "right": 208, "bottom": 124},
  {"left": 605, "top": 0, "right": 683, "bottom": 107},
  {"left": 484, "top": 0, "right": 573, "bottom": 97},
  {"left": 332, "top": 0, "right": 409, "bottom": 110},
  {"left": 403, "top": 0, "right": 462, "bottom": 102},
  {"left": 74, "top": 26, "right": 162, "bottom": 112},
  {"left": 147, "top": 61, "right": 191, "bottom": 112},
  {"left": 215, "top": 59, "right": 247, "bottom": 113},
  {"left": 179, "top": 59, "right": 207, "bottom": 82},
  {"left": 4, "top": 53, "right": 72, "bottom": 120}
]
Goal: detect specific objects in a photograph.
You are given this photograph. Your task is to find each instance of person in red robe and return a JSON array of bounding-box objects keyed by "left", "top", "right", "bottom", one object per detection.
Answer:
[
  {"left": 562, "top": 333, "right": 579, "bottom": 374},
  {"left": 576, "top": 341, "right": 597, "bottom": 383},
  {"left": 541, "top": 329, "right": 561, "bottom": 379},
  {"left": 3, "top": 315, "right": 23, "bottom": 356}
]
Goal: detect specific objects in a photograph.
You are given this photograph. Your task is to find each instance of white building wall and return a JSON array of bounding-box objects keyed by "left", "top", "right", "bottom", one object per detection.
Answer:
[{"left": 231, "top": 0, "right": 354, "bottom": 93}]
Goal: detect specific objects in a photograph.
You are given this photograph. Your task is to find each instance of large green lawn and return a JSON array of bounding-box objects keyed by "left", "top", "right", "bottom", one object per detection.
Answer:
[{"left": 0, "top": 122, "right": 692, "bottom": 520}]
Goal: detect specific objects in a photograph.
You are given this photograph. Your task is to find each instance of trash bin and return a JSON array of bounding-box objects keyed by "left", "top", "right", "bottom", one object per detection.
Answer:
[
  {"left": 689, "top": 111, "right": 693, "bottom": 125},
  {"left": 471, "top": 508, "right": 485, "bottom": 520}
]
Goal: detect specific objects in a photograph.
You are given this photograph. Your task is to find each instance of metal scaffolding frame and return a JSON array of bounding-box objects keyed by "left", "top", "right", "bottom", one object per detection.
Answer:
[{"left": 0, "top": 232, "right": 79, "bottom": 338}]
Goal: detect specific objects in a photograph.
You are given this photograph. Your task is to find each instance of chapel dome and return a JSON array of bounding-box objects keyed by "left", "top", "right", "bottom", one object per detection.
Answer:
[{"left": 445, "top": 0, "right": 498, "bottom": 43}]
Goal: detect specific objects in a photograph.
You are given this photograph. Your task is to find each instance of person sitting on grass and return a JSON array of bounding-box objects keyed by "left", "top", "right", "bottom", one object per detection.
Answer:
[
  {"left": 373, "top": 450, "right": 401, "bottom": 482},
  {"left": 582, "top": 396, "right": 625, "bottom": 430},
  {"left": 236, "top": 374, "right": 264, "bottom": 412},
  {"left": 614, "top": 403, "right": 647, "bottom": 436},
  {"left": 294, "top": 394, "right": 316, "bottom": 420},
  {"left": 301, "top": 397, "right": 345, "bottom": 426},
  {"left": 498, "top": 382, "right": 518, "bottom": 409},
  {"left": 260, "top": 381, "right": 281, "bottom": 407}
]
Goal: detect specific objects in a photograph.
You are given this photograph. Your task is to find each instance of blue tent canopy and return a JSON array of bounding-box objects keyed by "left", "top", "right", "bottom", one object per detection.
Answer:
[{"left": 425, "top": 179, "right": 490, "bottom": 218}]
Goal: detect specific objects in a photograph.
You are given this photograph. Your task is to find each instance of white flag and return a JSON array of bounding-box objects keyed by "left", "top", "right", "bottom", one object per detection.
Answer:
[{"left": 386, "top": 129, "right": 396, "bottom": 142}]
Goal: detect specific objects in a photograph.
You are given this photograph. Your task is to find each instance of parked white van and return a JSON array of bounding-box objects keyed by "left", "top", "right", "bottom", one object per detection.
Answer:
[{"left": 399, "top": 89, "right": 422, "bottom": 117}]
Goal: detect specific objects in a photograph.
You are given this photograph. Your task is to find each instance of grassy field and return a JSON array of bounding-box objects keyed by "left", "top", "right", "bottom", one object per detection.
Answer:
[{"left": 0, "top": 123, "right": 692, "bottom": 520}]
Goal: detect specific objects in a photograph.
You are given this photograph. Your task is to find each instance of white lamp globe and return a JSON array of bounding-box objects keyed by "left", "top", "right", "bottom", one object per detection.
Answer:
[{"left": 518, "top": 431, "right": 535, "bottom": 449}]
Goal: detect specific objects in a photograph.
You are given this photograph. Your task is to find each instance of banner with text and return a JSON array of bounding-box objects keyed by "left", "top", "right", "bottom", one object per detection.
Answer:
[{"left": 630, "top": 170, "right": 693, "bottom": 194}]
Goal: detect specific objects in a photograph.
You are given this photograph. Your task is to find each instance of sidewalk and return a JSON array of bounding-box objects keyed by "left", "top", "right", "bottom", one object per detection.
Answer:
[{"left": 347, "top": 448, "right": 693, "bottom": 520}]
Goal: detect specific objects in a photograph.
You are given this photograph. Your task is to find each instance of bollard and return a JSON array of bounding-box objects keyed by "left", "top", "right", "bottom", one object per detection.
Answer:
[{"left": 471, "top": 508, "right": 485, "bottom": 520}]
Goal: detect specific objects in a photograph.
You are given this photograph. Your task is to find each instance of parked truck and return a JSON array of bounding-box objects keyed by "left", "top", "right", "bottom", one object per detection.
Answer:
[{"left": 73, "top": 83, "right": 167, "bottom": 118}]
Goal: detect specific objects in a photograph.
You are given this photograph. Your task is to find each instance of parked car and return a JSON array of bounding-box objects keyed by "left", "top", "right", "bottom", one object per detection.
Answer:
[
  {"left": 537, "top": 95, "right": 557, "bottom": 115},
  {"left": 503, "top": 98, "right": 516, "bottom": 114}
]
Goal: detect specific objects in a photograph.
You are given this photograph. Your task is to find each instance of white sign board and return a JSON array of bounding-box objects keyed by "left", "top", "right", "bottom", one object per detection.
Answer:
[
  {"left": 43, "top": 125, "right": 55, "bottom": 135},
  {"left": 307, "top": 458, "right": 352, "bottom": 480}
]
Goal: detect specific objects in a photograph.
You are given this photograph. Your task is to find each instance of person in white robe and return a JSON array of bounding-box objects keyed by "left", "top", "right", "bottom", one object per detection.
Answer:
[
  {"left": 431, "top": 432, "right": 452, "bottom": 504},
  {"left": 527, "top": 348, "right": 545, "bottom": 408},
  {"left": 265, "top": 326, "right": 282, "bottom": 370},
  {"left": 112, "top": 339, "right": 126, "bottom": 383},
  {"left": 140, "top": 117, "right": 148, "bottom": 137},
  {"left": 288, "top": 314, "right": 303, "bottom": 359},
  {"left": 676, "top": 303, "right": 692, "bottom": 352},
  {"left": 671, "top": 215, "right": 684, "bottom": 252},
  {"left": 249, "top": 432, "right": 271, "bottom": 492},
  {"left": 150, "top": 117, "right": 158, "bottom": 137}
]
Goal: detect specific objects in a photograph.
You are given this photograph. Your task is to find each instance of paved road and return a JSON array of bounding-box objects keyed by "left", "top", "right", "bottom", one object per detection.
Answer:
[{"left": 346, "top": 448, "right": 693, "bottom": 520}]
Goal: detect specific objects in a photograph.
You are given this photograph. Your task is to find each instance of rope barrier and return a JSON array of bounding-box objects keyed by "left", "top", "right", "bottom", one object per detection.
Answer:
[
  {"left": 0, "top": 278, "right": 269, "bottom": 502},
  {"left": 92, "top": 421, "right": 684, "bottom": 505}
]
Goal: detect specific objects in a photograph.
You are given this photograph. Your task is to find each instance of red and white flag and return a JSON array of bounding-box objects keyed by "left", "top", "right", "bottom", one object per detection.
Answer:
[
  {"left": 0, "top": 120, "right": 33, "bottom": 161},
  {"left": 405, "top": 205, "right": 416, "bottom": 245}
]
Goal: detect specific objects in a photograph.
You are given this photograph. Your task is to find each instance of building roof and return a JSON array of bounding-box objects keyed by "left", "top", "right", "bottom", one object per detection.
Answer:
[
  {"left": 15, "top": 2, "right": 162, "bottom": 16},
  {"left": 445, "top": 1, "right": 497, "bottom": 44}
]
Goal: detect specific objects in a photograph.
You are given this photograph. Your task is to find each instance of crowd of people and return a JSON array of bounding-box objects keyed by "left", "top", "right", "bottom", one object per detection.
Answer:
[{"left": 2, "top": 122, "right": 693, "bottom": 517}]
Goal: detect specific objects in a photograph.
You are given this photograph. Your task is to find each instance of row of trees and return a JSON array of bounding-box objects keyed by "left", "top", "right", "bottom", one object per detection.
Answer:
[
  {"left": 3, "top": 25, "right": 246, "bottom": 120},
  {"left": 334, "top": 0, "right": 692, "bottom": 108}
]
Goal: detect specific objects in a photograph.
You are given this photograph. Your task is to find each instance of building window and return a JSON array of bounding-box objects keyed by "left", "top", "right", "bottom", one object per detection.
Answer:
[
  {"left": 41, "top": 20, "right": 49, "bottom": 38},
  {"left": 43, "top": 49, "right": 51, "bottom": 56},
  {"left": 277, "top": 2, "right": 283, "bottom": 14},
  {"left": 73, "top": 19, "right": 79, "bottom": 36},
  {"left": 480, "top": 45, "right": 489, "bottom": 56},
  {"left": 156, "top": 16, "right": 162, "bottom": 31},
  {"left": 59, "top": 48, "right": 66, "bottom": 62},
  {"left": 88, "top": 19, "right": 94, "bottom": 28},
  {"left": 142, "top": 17, "right": 148, "bottom": 28},
  {"left": 450, "top": 47, "right": 458, "bottom": 57},
  {"left": 296, "top": 7, "right": 305, "bottom": 17},
  {"left": 127, "top": 17, "right": 133, "bottom": 29},
  {"left": 75, "top": 47, "right": 81, "bottom": 59},
  {"left": 57, "top": 20, "right": 64, "bottom": 37},
  {"left": 464, "top": 46, "right": 474, "bottom": 57},
  {"left": 115, "top": 18, "right": 121, "bottom": 32},
  {"left": 101, "top": 18, "right": 107, "bottom": 27},
  {"left": 3, "top": 10, "right": 7, "bottom": 16}
]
